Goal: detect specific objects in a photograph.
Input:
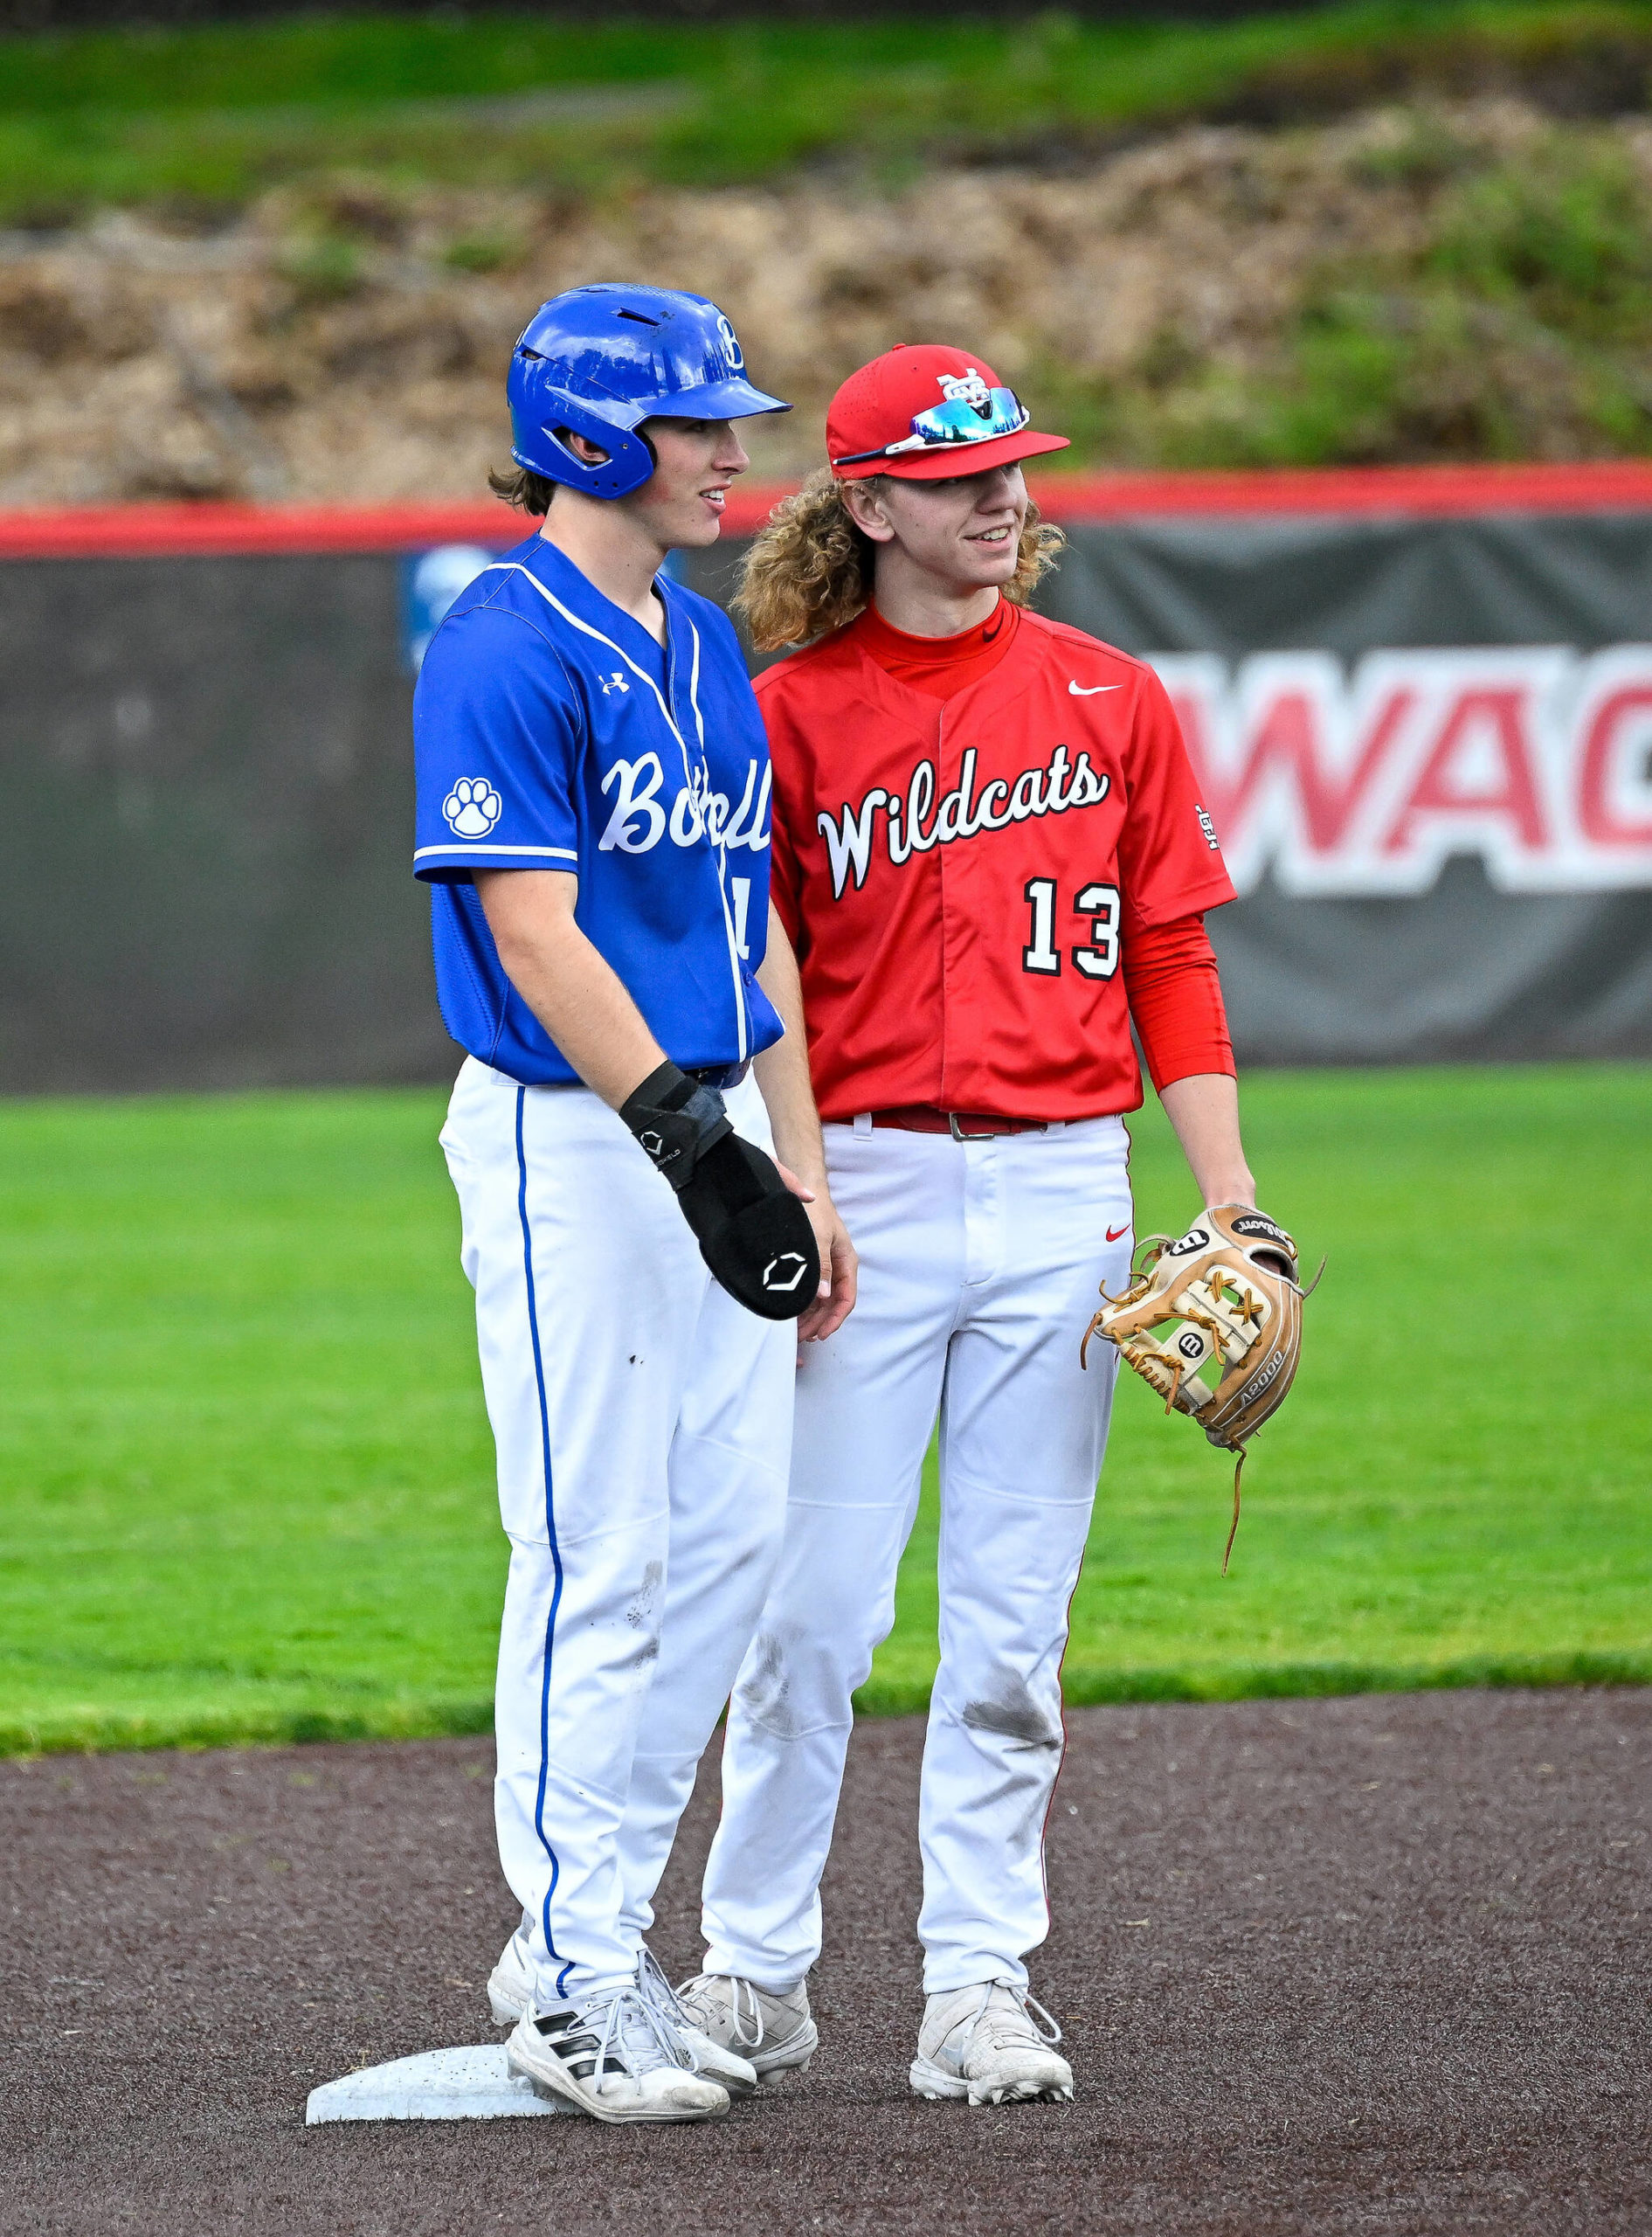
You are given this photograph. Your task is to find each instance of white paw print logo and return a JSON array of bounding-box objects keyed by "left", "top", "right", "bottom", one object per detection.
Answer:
[{"left": 443, "top": 777, "right": 502, "bottom": 837}]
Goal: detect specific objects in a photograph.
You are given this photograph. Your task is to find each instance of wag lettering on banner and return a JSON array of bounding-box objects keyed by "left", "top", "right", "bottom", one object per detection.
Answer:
[{"left": 1156, "top": 647, "right": 1652, "bottom": 897}]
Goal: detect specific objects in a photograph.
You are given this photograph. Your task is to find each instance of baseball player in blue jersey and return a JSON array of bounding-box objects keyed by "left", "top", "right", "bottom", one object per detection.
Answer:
[{"left": 412, "top": 284, "right": 857, "bottom": 2125}]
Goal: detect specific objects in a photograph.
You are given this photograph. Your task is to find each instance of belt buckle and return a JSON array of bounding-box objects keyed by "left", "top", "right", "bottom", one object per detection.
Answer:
[{"left": 948, "top": 1112, "right": 1006, "bottom": 1142}]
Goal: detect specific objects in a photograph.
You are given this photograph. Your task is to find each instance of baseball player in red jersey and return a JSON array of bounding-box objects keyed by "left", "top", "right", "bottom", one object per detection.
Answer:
[{"left": 674, "top": 346, "right": 1275, "bottom": 2105}]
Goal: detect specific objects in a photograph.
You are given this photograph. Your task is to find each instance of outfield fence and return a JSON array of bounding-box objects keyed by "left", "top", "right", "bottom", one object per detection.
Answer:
[{"left": 4, "top": 462, "right": 1651, "bottom": 1092}]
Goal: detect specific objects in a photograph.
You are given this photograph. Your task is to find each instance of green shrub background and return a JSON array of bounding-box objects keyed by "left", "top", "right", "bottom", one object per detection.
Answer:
[{"left": 4, "top": 3, "right": 1652, "bottom": 467}]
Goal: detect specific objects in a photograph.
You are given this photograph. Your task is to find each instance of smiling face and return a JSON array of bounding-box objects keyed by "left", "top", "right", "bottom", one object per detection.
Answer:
[
  {"left": 619, "top": 414, "right": 750, "bottom": 549},
  {"left": 842, "top": 464, "right": 1028, "bottom": 598}
]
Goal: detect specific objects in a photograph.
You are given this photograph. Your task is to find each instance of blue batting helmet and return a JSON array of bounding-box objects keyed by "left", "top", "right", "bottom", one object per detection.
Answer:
[{"left": 506, "top": 283, "right": 790, "bottom": 500}]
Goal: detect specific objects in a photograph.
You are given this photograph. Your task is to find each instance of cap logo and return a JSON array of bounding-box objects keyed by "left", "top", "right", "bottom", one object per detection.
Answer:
[
  {"left": 830, "top": 365, "right": 1032, "bottom": 469},
  {"left": 715, "top": 314, "right": 744, "bottom": 372},
  {"left": 937, "top": 368, "right": 992, "bottom": 415}
]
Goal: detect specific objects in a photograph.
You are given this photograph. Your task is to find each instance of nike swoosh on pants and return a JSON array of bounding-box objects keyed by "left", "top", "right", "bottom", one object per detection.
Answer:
[{"left": 1106, "top": 1222, "right": 1131, "bottom": 1242}]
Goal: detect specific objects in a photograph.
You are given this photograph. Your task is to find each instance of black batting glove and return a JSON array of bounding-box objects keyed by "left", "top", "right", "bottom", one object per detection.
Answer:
[
  {"left": 619, "top": 1060, "right": 734, "bottom": 1192},
  {"left": 619, "top": 1059, "right": 821, "bottom": 1322}
]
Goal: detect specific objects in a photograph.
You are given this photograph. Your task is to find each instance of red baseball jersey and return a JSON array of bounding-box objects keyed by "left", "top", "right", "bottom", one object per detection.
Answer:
[{"left": 761, "top": 604, "right": 1236, "bottom": 1123}]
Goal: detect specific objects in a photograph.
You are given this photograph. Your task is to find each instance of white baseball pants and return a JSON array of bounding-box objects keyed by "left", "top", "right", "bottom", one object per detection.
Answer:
[
  {"left": 701, "top": 1114, "right": 1131, "bottom": 1997},
  {"left": 441, "top": 1056, "right": 796, "bottom": 2008}
]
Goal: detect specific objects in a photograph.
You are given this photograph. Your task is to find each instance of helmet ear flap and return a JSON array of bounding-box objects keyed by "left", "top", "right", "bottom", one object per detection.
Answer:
[{"left": 508, "top": 368, "right": 656, "bottom": 498}]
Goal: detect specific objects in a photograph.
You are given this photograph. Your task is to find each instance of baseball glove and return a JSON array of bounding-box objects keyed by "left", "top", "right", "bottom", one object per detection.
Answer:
[{"left": 1081, "top": 1205, "right": 1317, "bottom": 1572}]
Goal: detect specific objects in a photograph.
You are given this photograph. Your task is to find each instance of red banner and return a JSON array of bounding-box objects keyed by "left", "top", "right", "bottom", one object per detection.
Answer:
[{"left": 1161, "top": 648, "right": 1652, "bottom": 897}]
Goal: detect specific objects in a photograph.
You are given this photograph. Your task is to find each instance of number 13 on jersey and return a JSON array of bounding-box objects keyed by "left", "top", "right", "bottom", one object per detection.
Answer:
[{"left": 1022, "top": 877, "right": 1121, "bottom": 980}]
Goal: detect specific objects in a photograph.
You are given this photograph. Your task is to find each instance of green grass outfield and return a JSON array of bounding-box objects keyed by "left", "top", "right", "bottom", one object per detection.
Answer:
[{"left": 1, "top": 1065, "right": 1647, "bottom": 1756}]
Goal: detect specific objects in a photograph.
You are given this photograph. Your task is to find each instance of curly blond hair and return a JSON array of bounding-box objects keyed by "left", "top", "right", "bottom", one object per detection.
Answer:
[{"left": 735, "top": 467, "right": 1065, "bottom": 654}]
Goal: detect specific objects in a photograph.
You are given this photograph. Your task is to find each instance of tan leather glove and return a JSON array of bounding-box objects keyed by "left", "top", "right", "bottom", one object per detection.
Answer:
[{"left": 1082, "top": 1205, "right": 1316, "bottom": 1572}]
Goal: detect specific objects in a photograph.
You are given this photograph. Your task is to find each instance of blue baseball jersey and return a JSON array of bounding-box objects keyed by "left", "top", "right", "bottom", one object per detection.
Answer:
[{"left": 412, "top": 532, "right": 784, "bottom": 1086}]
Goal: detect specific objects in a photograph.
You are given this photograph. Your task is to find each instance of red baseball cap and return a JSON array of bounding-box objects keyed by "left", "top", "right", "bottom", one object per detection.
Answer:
[{"left": 826, "top": 344, "right": 1069, "bottom": 481}]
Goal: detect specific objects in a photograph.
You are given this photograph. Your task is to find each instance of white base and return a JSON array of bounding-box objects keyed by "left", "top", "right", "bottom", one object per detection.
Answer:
[{"left": 306, "top": 2044, "right": 566, "bottom": 2124}]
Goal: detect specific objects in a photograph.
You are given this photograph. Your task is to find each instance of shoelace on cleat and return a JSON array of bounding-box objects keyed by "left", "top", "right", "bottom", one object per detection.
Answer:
[
  {"left": 529, "top": 1974, "right": 689, "bottom": 2086},
  {"left": 634, "top": 1948, "right": 708, "bottom": 2068},
  {"left": 678, "top": 1970, "right": 766, "bottom": 2051},
  {"left": 952, "top": 1982, "right": 1064, "bottom": 2060}
]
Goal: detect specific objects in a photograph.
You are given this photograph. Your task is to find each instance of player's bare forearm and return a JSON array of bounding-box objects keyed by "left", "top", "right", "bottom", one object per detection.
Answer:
[
  {"left": 475, "top": 869, "right": 664, "bottom": 1108},
  {"left": 755, "top": 904, "right": 858, "bottom": 1339},
  {"left": 1158, "top": 1071, "right": 1257, "bottom": 1210}
]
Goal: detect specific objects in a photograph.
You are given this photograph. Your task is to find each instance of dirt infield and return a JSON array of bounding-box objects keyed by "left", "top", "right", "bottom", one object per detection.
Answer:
[{"left": 3, "top": 1688, "right": 1648, "bottom": 2235}]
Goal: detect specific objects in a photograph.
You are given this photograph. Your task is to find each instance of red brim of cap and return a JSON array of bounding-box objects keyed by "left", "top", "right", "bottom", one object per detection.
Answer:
[{"left": 837, "top": 427, "right": 1070, "bottom": 482}]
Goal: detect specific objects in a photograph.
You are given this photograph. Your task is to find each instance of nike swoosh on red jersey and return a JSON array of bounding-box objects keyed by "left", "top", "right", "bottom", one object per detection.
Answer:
[
  {"left": 1106, "top": 1222, "right": 1131, "bottom": 1242},
  {"left": 1069, "top": 682, "right": 1123, "bottom": 696}
]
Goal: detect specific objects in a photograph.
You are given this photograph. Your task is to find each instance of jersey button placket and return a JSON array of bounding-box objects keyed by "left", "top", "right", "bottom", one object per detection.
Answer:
[
  {"left": 667, "top": 600, "right": 750, "bottom": 1063},
  {"left": 936, "top": 704, "right": 961, "bottom": 1112}
]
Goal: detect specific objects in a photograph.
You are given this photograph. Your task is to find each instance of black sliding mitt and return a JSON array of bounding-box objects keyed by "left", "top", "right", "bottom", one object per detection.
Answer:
[{"left": 619, "top": 1061, "right": 821, "bottom": 1322}]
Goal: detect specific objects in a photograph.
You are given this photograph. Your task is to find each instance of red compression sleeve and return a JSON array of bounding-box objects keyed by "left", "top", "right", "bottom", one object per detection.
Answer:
[{"left": 1122, "top": 913, "right": 1235, "bottom": 1094}]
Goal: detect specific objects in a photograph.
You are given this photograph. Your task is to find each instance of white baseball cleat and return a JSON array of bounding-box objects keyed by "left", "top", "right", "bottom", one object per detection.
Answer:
[
  {"left": 675, "top": 1970, "right": 819, "bottom": 2081},
  {"left": 909, "top": 1980, "right": 1075, "bottom": 2107},
  {"left": 505, "top": 1980, "right": 730, "bottom": 2124},
  {"left": 490, "top": 1936, "right": 757, "bottom": 2098}
]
